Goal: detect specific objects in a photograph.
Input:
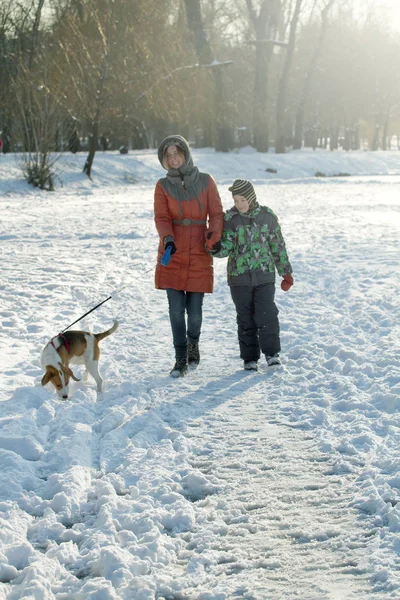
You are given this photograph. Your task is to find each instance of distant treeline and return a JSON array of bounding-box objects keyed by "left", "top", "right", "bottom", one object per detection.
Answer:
[{"left": 1, "top": 0, "right": 399, "bottom": 163}]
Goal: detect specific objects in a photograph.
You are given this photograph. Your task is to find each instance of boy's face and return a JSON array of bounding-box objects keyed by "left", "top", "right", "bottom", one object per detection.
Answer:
[{"left": 233, "top": 194, "right": 249, "bottom": 213}]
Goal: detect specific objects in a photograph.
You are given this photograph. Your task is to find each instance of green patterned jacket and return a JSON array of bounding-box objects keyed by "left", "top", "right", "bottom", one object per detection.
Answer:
[{"left": 212, "top": 205, "right": 292, "bottom": 287}]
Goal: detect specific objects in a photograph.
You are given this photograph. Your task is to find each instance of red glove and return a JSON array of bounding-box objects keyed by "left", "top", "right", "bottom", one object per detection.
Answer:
[{"left": 281, "top": 273, "right": 293, "bottom": 291}]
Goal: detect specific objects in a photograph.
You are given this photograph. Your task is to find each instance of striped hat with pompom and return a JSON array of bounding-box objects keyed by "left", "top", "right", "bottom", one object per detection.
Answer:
[{"left": 228, "top": 179, "right": 258, "bottom": 210}]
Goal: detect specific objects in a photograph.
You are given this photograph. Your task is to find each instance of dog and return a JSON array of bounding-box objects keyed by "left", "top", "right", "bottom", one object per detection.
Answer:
[{"left": 41, "top": 320, "right": 118, "bottom": 399}]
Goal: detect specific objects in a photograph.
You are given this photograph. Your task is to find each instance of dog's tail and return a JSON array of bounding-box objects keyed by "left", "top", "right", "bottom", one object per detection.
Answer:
[{"left": 95, "top": 320, "right": 119, "bottom": 342}]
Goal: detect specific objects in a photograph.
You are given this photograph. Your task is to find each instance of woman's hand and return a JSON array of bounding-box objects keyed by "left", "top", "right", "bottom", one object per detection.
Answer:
[{"left": 165, "top": 240, "right": 177, "bottom": 255}]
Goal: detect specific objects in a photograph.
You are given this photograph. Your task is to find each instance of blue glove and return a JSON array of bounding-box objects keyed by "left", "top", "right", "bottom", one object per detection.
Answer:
[{"left": 161, "top": 241, "right": 176, "bottom": 266}]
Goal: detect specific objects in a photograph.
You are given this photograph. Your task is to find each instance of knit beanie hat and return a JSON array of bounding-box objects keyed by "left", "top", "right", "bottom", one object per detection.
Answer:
[{"left": 228, "top": 179, "right": 258, "bottom": 210}]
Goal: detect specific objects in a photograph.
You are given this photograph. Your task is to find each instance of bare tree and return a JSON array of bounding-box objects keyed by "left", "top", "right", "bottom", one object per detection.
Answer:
[
  {"left": 49, "top": 0, "right": 189, "bottom": 171},
  {"left": 183, "top": 0, "right": 232, "bottom": 150},
  {"left": 51, "top": 0, "right": 127, "bottom": 177},
  {"left": 0, "top": 1, "right": 44, "bottom": 152},
  {"left": 246, "top": 0, "right": 282, "bottom": 152},
  {"left": 275, "top": 0, "right": 302, "bottom": 153},
  {"left": 29, "top": 0, "right": 46, "bottom": 68},
  {"left": 4, "top": 0, "right": 70, "bottom": 188},
  {"left": 13, "top": 59, "right": 69, "bottom": 189},
  {"left": 293, "top": 0, "right": 335, "bottom": 150}
]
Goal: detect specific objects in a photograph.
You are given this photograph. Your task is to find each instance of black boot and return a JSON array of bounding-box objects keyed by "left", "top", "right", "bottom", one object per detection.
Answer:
[
  {"left": 170, "top": 358, "right": 188, "bottom": 378},
  {"left": 265, "top": 354, "right": 281, "bottom": 367},
  {"left": 188, "top": 343, "right": 200, "bottom": 368},
  {"left": 244, "top": 361, "right": 258, "bottom": 371}
]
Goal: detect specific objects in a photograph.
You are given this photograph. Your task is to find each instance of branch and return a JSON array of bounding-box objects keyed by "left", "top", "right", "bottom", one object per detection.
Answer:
[
  {"left": 246, "top": 39, "right": 289, "bottom": 47},
  {"left": 322, "top": 0, "right": 336, "bottom": 18},
  {"left": 133, "top": 61, "right": 232, "bottom": 103},
  {"left": 201, "top": 59, "right": 233, "bottom": 68},
  {"left": 245, "top": 0, "right": 257, "bottom": 27}
]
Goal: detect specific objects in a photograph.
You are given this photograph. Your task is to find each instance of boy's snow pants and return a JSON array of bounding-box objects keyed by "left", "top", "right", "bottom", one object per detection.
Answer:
[{"left": 230, "top": 282, "right": 280, "bottom": 361}]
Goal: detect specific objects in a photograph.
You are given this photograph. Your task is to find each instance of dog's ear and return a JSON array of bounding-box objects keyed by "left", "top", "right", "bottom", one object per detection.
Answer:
[
  {"left": 41, "top": 367, "right": 56, "bottom": 386},
  {"left": 41, "top": 372, "right": 52, "bottom": 386},
  {"left": 59, "top": 363, "right": 81, "bottom": 382}
]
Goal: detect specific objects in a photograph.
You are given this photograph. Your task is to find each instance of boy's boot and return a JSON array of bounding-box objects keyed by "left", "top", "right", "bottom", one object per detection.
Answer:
[
  {"left": 265, "top": 354, "right": 281, "bottom": 367},
  {"left": 244, "top": 361, "right": 258, "bottom": 371},
  {"left": 170, "top": 358, "right": 188, "bottom": 378},
  {"left": 188, "top": 343, "right": 200, "bottom": 368}
]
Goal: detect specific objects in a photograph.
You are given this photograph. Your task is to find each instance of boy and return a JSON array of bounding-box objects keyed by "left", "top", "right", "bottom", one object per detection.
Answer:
[{"left": 210, "top": 179, "right": 293, "bottom": 371}]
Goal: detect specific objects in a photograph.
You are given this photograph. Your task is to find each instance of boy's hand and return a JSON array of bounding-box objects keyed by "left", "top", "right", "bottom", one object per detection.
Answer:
[
  {"left": 281, "top": 273, "right": 293, "bottom": 291},
  {"left": 205, "top": 230, "right": 220, "bottom": 251},
  {"left": 211, "top": 241, "right": 222, "bottom": 253}
]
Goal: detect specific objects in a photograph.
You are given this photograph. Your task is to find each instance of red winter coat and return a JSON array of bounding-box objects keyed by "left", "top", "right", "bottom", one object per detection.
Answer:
[
  {"left": 154, "top": 174, "right": 223, "bottom": 293},
  {"left": 154, "top": 136, "right": 223, "bottom": 293}
]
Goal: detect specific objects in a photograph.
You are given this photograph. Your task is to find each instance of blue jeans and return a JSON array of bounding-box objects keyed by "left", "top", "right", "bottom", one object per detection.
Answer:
[{"left": 166, "top": 289, "right": 204, "bottom": 359}]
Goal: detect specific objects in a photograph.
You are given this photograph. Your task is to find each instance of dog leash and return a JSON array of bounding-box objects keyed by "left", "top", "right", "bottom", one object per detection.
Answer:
[
  {"left": 60, "top": 266, "right": 155, "bottom": 333},
  {"left": 60, "top": 245, "right": 174, "bottom": 333}
]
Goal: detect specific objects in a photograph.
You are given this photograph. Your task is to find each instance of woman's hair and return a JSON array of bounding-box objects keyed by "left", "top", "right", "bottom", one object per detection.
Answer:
[{"left": 162, "top": 145, "right": 185, "bottom": 170}]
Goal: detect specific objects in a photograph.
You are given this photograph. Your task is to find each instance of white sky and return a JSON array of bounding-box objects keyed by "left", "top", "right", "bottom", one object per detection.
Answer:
[{"left": 353, "top": 0, "right": 400, "bottom": 31}]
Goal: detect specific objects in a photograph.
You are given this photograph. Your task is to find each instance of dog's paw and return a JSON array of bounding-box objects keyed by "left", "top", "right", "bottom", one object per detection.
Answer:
[{"left": 96, "top": 391, "right": 104, "bottom": 401}]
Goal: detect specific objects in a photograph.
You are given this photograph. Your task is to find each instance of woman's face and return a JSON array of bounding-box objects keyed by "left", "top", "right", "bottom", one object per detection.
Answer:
[
  {"left": 165, "top": 145, "right": 185, "bottom": 169},
  {"left": 233, "top": 194, "right": 249, "bottom": 213}
]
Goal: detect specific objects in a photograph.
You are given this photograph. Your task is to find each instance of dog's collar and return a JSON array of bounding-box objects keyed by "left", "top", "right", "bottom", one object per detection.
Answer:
[{"left": 50, "top": 334, "right": 70, "bottom": 354}]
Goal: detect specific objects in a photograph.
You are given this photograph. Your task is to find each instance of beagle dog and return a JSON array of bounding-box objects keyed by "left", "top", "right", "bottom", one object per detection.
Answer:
[{"left": 41, "top": 320, "right": 118, "bottom": 399}]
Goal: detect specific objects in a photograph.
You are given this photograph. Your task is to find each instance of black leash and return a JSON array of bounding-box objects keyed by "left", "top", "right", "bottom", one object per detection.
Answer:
[
  {"left": 60, "top": 266, "right": 154, "bottom": 333},
  {"left": 61, "top": 296, "right": 112, "bottom": 333}
]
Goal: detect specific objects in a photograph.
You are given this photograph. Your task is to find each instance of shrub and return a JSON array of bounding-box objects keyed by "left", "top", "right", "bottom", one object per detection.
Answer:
[{"left": 22, "top": 154, "right": 55, "bottom": 191}]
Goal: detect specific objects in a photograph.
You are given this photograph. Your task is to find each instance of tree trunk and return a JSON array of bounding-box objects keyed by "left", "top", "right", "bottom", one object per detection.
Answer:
[
  {"left": 381, "top": 112, "right": 390, "bottom": 150},
  {"left": 293, "top": 0, "right": 335, "bottom": 150},
  {"left": 184, "top": 0, "right": 232, "bottom": 151},
  {"left": 343, "top": 127, "right": 351, "bottom": 151},
  {"left": 330, "top": 125, "right": 339, "bottom": 151},
  {"left": 275, "top": 0, "right": 302, "bottom": 153},
  {"left": 2, "top": 121, "right": 11, "bottom": 153},
  {"left": 29, "top": 0, "right": 46, "bottom": 69},
  {"left": 23, "top": 0, "right": 47, "bottom": 152},
  {"left": 253, "top": 39, "right": 271, "bottom": 152},
  {"left": 83, "top": 120, "right": 98, "bottom": 178},
  {"left": 353, "top": 123, "right": 360, "bottom": 150},
  {"left": 81, "top": 12, "right": 114, "bottom": 178},
  {"left": 213, "top": 67, "right": 233, "bottom": 151},
  {"left": 247, "top": 0, "right": 281, "bottom": 152},
  {"left": 372, "top": 122, "right": 381, "bottom": 151}
]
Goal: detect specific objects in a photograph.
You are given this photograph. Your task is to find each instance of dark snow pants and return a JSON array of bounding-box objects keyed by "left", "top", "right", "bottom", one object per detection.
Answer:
[{"left": 230, "top": 283, "right": 280, "bottom": 361}]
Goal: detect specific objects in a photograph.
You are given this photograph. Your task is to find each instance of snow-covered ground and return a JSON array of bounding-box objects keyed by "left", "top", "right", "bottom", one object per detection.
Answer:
[{"left": 0, "top": 148, "right": 399, "bottom": 599}]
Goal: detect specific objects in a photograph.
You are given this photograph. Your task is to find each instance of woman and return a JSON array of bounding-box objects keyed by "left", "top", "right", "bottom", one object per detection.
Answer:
[{"left": 154, "top": 135, "right": 223, "bottom": 377}]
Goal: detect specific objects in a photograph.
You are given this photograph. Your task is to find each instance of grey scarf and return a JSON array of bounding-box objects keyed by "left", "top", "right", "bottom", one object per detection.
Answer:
[{"left": 158, "top": 135, "right": 204, "bottom": 216}]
